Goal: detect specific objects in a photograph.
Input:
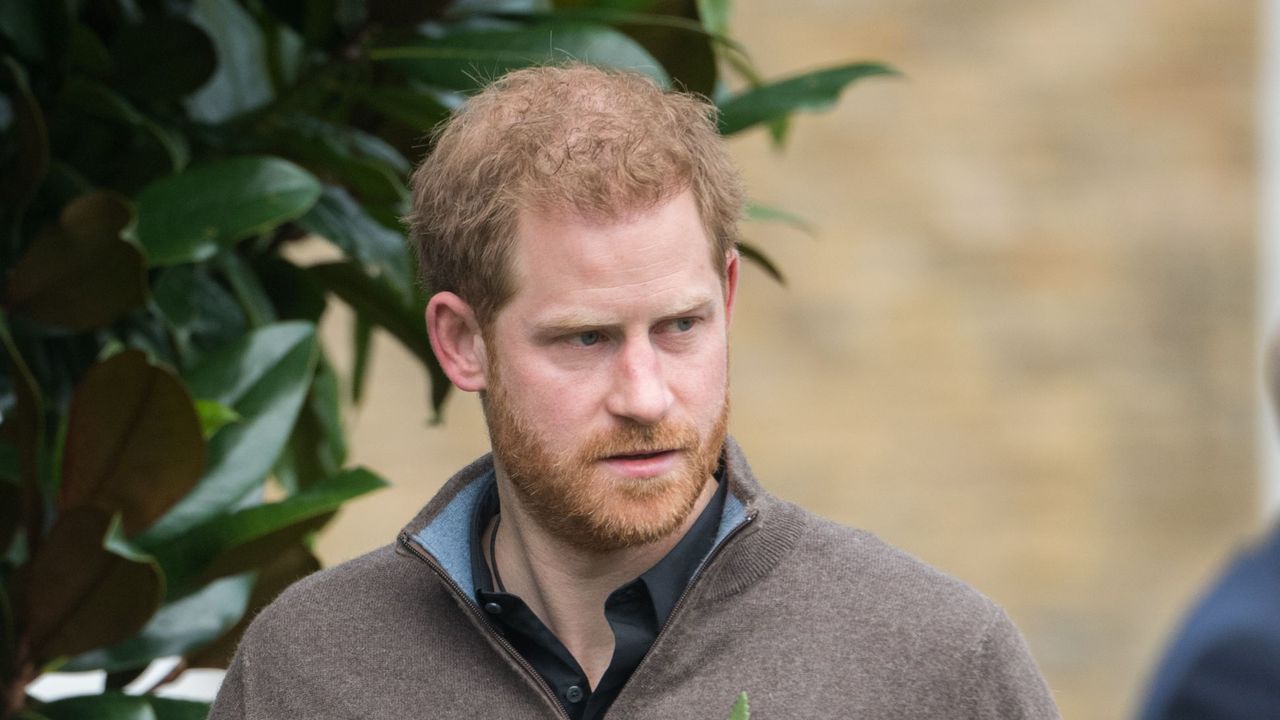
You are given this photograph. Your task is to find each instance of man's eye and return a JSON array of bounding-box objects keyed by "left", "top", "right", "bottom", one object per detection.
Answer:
[
  {"left": 573, "top": 331, "right": 602, "bottom": 347},
  {"left": 672, "top": 318, "right": 696, "bottom": 332}
]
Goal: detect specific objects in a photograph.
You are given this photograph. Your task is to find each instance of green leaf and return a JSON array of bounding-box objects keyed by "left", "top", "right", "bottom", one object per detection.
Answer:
[
  {"left": 252, "top": 254, "right": 327, "bottom": 326},
  {"left": 299, "top": 186, "right": 414, "bottom": 301},
  {"left": 185, "top": 0, "right": 275, "bottom": 124},
  {"left": 137, "top": 322, "right": 318, "bottom": 545},
  {"left": 59, "top": 77, "right": 191, "bottom": 174},
  {"left": 23, "top": 510, "right": 163, "bottom": 662},
  {"left": 351, "top": 313, "right": 373, "bottom": 404},
  {"left": 151, "top": 264, "right": 248, "bottom": 369},
  {"left": 745, "top": 201, "right": 816, "bottom": 237},
  {"left": 151, "top": 468, "right": 385, "bottom": 593},
  {"left": 372, "top": 22, "right": 670, "bottom": 92},
  {"left": 259, "top": 0, "right": 337, "bottom": 49},
  {"left": 717, "top": 62, "right": 896, "bottom": 136},
  {"left": 109, "top": 18, "right": 217, "bottom": 100},
  {"left": 274, "top": 353, "right": 345, "bottom": 494},
  {"left": 38, "top": 692, "right": 209, "bottom": 720},
  {"left": 61, "top": 349, "right": 206, "bottom": 537},
  {"left": 696, "top": 0, "right": 729, "bottom": 36},
  {"left": 736, "top": 241, "right": 784, "bottom": 285},
  {"left": 296, "top": 354, "right": 346, "bottom": 488},
  {"left": 185, "top": 321, "right": 315, "bottom": 407},
  {"left": 195, "top": 399, "right": 241, "bottom": 439},
  {"left": 0, "top": 0, "right": 68, "bottom": 66},
  {"left": 67, "top": 23, "right": 113, "bottom": 78},
  {"left": 38, "top": 693, "right": 152, "bottom": 720},
  {"left": 148, "top": 697, "right": 211, "bottom": 720},
  {"left": 134, "top": 156, "right": 322, "bottom": 266},
  {"left": 188, "top": 543, "right": 319, "bottom": 668},
  {"left": 728, "top": 691, "right": 749, "bottom": 720},
  {"left": 356, "top": 83, "right": 455, "bottom": 132},
  {"left": 215, "top": 251, "right": 278, "bottom": 328},
  {"left": 308, "top": 261, "right": 451, "bottom": 417},
  {"left": 258, "top": 8, "right": 306, "bottom": 93},
  {"left": 264, "top": 114, "right": 410, "bottom": 205},
  {"left": 6, "top": 191, "right": 147, "bottom": 331},
  {"left": 0, "top": 3, "right": 45, "bottom": 64},
  {"left": 367, "top": 1, "right": 456, "bottom": 26},
  {"left": 309, "top": 352, "right": 347, "bottom": 467},
  {"left": 280, "top": 113, "right": 411, "bottom": 174},
  {"left": 308, "top": 262, "right": 429, "bottom": 361},
  {"left": 62, "top": 572, "right": 254, "bottom": 672},
  {"left": 522, "top": 4, "right": 720, "bottom": 96},
  {"left": 600, "top": 2, "right": 719, "bottom": 96}
]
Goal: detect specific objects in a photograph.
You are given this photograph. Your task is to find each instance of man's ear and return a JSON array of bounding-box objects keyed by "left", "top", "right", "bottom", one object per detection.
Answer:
[
  {"left": 426, "top": 292, "right": 488, "bottom": 392},
  {"left": 723, "top": 248, "right": 740, "bottom": 326}
]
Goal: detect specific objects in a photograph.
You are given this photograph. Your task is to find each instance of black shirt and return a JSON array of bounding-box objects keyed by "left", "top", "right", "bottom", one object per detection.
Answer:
[{"left": 469, "top": 473, "right": 728, "bottom": 720}]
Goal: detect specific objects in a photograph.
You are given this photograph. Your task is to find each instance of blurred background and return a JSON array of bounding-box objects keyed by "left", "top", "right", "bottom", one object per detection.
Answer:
[{"left": 312, "top": 2, "right": 1263, "bottom": 718}]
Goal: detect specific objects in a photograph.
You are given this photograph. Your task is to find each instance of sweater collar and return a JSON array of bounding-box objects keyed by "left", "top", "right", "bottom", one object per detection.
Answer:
[{"left": 398, "top": 436, "right": 807, "bottom": 606}]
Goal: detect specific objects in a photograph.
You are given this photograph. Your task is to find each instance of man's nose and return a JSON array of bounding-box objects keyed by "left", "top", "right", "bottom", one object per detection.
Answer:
[{"left": 606, "top": 337, "right": 673, "bottom": 425}]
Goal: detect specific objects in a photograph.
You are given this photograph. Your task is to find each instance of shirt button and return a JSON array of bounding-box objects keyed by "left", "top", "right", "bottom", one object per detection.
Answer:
[
  {"left": 565, "top": 685, "right": 585, "bottom": 703},
  {"left": 483, "top": 602, "right": 502, "bottom": 615}
]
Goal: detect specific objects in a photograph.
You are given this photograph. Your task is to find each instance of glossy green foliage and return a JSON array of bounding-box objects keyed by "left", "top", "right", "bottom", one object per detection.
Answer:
[
  {"left": 718, "top": 62, "right": 898, "bottom": 137},
  {"left": 0, "top": 0, "right": 886, "bottom": 714},
  {"left": 35, "top": 692, "right": 208, "bottom": 720},
  {"left": 373, "top": 23, "right": 671, "bottom": 91},
  {"left": 134, "top": 157, "right": 323, "bottom": 266},
  {"left": 728, "top": 691, "right": 750, "bottom": 720}
]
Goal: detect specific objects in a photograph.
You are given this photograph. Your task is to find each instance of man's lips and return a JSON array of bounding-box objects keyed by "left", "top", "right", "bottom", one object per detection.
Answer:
[
  {"left": 604, "top": 449, "right": 675, "bottom": 460},
  {"left": 598, "top": 449, "right": 682, "bottom": 477}
]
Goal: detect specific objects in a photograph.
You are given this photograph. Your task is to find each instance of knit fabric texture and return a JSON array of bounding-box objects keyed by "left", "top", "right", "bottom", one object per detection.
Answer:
[{"left": 209, "top": 438, "right": 1060, "bottom": 719}]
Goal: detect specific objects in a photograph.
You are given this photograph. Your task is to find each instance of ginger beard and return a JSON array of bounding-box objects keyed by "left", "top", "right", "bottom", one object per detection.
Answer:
[{"left": 483, "top": 354, "right": 729, "bottom": 553}]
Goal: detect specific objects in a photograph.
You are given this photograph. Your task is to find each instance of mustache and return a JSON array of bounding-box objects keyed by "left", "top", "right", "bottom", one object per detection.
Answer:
[{"left": 580, "top": 422, "right": 698, "bottom": 461}]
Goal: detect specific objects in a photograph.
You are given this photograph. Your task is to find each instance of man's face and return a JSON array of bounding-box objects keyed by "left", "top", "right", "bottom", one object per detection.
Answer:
[{"left": 482, "top": 189, "right": 736, "bottom": 552}]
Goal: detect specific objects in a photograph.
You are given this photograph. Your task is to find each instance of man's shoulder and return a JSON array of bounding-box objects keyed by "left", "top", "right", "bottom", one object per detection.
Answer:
[
  {"left": 778, "top": 500, "right": 1001, "bottom": 617},
  {"left": 721, "top": 441, "right": 1005, "bottom": 629},
  {"left": 720, "top": 496, "right": 1020, "bottom": 659},
  {"left": 690, "top": 496, "right": 1058, "bottom": 717}
]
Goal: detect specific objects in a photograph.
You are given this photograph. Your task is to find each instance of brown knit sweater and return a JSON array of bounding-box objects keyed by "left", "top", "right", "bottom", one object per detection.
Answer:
[{"left": 210, "top": 438, "right": 1060, "bottom": 719}]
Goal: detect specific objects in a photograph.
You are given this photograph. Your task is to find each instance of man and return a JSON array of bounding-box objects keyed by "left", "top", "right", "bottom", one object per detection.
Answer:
[
  {"left": 1137, "top": 523, "right": 1280, "bottom": 719},
  {"left": 1138, "top": 336, "right": 1280, "bottom": 719},
  {"left": 210, "top": 64, "right": 1059, "bottom": 719}
]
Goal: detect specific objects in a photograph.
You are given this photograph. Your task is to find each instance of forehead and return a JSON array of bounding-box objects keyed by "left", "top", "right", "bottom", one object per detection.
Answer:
[{"left": 502, "top": 190, "right": 720, "bottom": 322}]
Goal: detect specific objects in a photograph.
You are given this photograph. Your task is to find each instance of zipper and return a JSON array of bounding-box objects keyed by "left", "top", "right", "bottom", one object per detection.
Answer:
[
  {"left": 600, "top": 509, "right": 759, "bottom": 717},
  {"left": 397, "top": 532, "right": 573, "bottom": 720},
  {"left": 398, "top": 506, "right": 758, "bottom": 720}
]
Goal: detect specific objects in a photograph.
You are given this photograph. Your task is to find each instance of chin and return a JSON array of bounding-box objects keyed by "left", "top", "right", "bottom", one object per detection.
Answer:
[{"left": 561, "top": 471, "right": 705, "bottom": 551}]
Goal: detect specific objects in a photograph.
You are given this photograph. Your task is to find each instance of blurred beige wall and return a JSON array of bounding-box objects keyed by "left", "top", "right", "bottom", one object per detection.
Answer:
[{"left": 314, "top": 2, "right": 1260, "bottom": 718}]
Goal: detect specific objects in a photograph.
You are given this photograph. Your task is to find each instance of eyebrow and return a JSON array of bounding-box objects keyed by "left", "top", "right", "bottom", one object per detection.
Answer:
[{"left": 532, "top": 295, "right": 718, "bottom": 337}]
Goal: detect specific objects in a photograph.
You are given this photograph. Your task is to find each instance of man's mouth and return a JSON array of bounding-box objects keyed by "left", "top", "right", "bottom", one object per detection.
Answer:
[
  {"left": 599, "top": 448, "right": 682, "bottom": 477},
  {"left": 606, "top": 449, "right": 674, "bottom": 461}
]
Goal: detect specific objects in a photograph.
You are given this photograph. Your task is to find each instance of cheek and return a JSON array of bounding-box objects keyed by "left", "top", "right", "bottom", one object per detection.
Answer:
[
  {"left": 672, "top": 349, "right": 729, "bottom": 412},
  {"left": 510, "top": 363, "right": 604, "bottom": 426}
]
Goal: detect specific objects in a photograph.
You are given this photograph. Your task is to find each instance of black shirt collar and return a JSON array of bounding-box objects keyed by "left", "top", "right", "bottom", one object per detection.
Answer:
[
  {"left": 467, "top": 471, "right": 727, "bottom": 720},
  {"left": 469, "top": 470, "right": 728, "bottom": 622}
]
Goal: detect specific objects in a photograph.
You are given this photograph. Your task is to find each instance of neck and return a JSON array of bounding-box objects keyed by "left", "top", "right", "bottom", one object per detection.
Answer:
[{"left": 488, "top": 476, "right": 717, "bottom": 688}]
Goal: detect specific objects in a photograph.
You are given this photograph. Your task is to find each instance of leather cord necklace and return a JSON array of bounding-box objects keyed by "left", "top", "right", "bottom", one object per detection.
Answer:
[{"left": 489, "top": 513, "right": 507, "bottom": 592}]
